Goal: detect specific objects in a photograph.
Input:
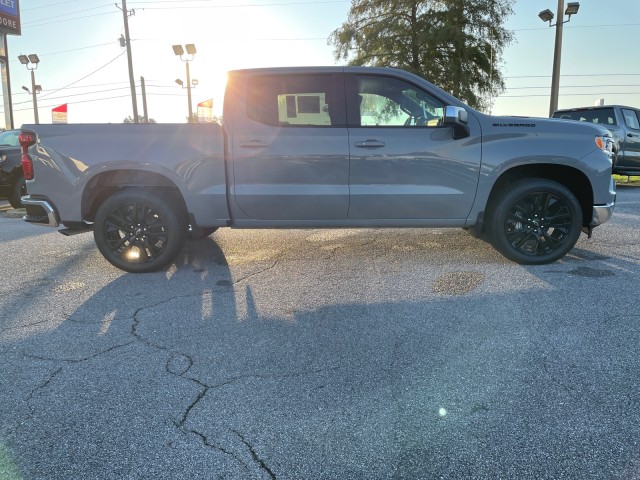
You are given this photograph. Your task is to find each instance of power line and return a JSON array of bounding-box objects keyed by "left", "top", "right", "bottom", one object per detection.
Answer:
[
  {"left": 20, "top": 0, "right": 347, "bottom": 28},
  {"left": 9, "top": 94, "right": 134, "bottom": 113},
  {"left": 505, "top": 84, "right": 640, "bottom": 90},
  {"left": 513, "top": 23, "right": 640, "bottom": 32},
  {"left": 23, "top": 4, "right": 114, "bottom": 23},
  {"left": 498, "top": 92, "right": 640, "bottom": 98},
  {"left": 12, "top": 86, "right": 134, "bottom": 106},
  {"left": 505, "top": 73, "right": 640, "bottom": 79},
  {"left": 22, "top": 11, "right": 118, "bottom": 28},
  {"left": 38, "top": 52, "right": 127, "bottom": 100},
  {"left": 6, "top": 92, "right": 186, "bottom": 113},
  {"left": 129, "top": 0, "right": 347, "bottom": 6},
  {"left": 20, "top": 0, "right": 97, "bottom": 11},
  {"left": 28, "top": 43, "right": 116, "bottom": 57}
]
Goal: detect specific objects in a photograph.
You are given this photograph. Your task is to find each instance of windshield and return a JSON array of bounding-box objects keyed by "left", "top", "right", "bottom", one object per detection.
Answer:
[{"left": 0, "top": 130, "right": 20, "bottom": 147}]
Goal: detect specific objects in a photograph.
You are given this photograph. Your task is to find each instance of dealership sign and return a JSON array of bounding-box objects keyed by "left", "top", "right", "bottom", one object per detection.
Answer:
[
  {"left": 52, "top": 104, "right": 68, "bottom": 124},
  {"left": 0, "top": 0, "right": 20, "bottom": 35}
]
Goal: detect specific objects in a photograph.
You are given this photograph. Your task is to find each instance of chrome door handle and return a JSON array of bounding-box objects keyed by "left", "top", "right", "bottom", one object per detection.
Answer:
[
  {"left": 239, "top": 140, "right": 269, "bottom": 148},
  {"left": 355, "top": 140, "right": 386, "bottom": 148}
]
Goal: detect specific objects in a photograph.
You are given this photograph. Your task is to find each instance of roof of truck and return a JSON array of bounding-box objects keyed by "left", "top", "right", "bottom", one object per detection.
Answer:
[{"left": 554, "top": 105, "right": 638, "bottom": 112}]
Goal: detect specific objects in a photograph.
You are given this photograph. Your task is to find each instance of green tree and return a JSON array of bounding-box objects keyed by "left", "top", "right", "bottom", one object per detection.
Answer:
[{"left": 329, "top": 0, "right": 514, "bottom": 111}]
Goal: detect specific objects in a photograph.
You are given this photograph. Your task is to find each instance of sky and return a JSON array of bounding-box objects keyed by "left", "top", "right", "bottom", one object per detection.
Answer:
[{"left": 2, "top": 0, "right": 639, "bottom": 128}]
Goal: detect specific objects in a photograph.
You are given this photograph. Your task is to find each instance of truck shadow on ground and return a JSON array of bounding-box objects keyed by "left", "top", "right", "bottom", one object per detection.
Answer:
[{"left": 3, "top": 229, "right": 640, "bottom": 478}]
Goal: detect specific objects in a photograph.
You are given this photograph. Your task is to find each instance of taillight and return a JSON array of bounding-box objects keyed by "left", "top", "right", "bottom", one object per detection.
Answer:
[
  {"left": 22, "top": 153, "right": 34, "bottom": 180},
  {"left": 18, "top": 131, "right": 37, "bottom": 180}
]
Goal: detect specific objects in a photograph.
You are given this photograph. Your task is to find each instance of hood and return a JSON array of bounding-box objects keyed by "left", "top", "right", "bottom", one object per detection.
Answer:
[{"left": 474, "top": 112, "right": 612, "bottom": 138}]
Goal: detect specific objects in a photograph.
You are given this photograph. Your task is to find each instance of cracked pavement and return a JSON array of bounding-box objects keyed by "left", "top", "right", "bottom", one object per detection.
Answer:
[{"left": 1, "top": 188, "right": 640, "bottom": 479}]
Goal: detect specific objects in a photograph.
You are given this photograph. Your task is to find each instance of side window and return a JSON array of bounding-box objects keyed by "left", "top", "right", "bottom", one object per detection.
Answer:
[
  {"left": 622, "top": 109, "right": 640, "bottom": 130},
  {"left": 246, "top": 74, "right": 346, "bottom": 127},
  {"left": 557, "top": 109, "right": 616, "bottom": 126},
  {"left": 350, "top": 75, "right": 444, "bottom": 128}
]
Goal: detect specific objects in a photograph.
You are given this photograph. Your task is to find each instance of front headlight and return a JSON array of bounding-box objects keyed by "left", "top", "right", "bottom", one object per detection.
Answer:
[{"left": 595, "top": 135, "right": 614, "bottom": 157}]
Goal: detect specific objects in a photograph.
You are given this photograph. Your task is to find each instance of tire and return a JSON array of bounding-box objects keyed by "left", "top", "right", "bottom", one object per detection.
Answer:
[
  {"left": 8, "top": 174, "right": 26, "bottom": 209},
  {"left": 488, "top": 179, "right": 582, "bottom": 265},
  {"left": 93, "top": 189, "right": 187, "bottom": 273}
]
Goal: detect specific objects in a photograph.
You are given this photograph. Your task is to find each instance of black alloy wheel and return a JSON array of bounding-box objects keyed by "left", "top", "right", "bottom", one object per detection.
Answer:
[
  {"left": 490, "top": 179, "right": 582, "bottom": 265},
  {"left": 93, "top": 189, "right": 186, "bottom": 273}
]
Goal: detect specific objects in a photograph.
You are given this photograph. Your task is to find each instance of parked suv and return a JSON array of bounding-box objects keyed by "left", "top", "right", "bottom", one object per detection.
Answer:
[
  {"left": 552, "top": 105, "right": 640, "bottom": 176},
  {"left": 0, "top": 129, "right": 26, "bottom": 208}
]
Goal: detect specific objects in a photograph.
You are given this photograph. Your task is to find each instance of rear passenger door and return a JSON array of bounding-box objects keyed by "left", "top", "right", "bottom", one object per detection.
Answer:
[{"left": 230, "top": 72, "right": 349, "bottom": 220}]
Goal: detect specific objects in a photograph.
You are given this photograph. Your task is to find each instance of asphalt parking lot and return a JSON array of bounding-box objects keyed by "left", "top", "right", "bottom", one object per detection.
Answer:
[{"left": 1, "top": 187, "right": 639, "bottom": 479}]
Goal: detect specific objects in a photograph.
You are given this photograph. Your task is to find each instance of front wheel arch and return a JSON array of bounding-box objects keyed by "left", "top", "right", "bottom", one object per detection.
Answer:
[{"left": 483, "top": 165, "right": 593, "bottom": 233}]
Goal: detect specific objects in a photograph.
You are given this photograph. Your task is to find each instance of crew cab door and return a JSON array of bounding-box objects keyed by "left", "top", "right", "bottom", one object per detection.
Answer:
[
  {"left": 229, "top": 72, "right": 349, "bottom": 220},
  {"left": 345, "top": 74, "right": 481, "bottom": 220},
  {"left": 620, "top": 108, "right": 640, "bottom": 172}
]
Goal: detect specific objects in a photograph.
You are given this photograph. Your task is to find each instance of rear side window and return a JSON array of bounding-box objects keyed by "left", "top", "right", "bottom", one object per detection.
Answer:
[
  {"left": 621, "top": 109, "right": 640, "bottom": 130},
  {"left": 246, "top": 74, "right": 346, "bottom": 127},
  {"left": 555, "top": 108, "right": 617, "bottom": 126}
]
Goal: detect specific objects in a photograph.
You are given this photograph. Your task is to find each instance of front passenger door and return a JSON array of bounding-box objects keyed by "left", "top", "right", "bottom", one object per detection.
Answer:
[{"left": 346, "top": 74, "right": 482, "bottom": 220}]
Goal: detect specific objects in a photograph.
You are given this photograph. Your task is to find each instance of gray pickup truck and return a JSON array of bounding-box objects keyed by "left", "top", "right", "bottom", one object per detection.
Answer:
[
  {"left": 19, "top": 66, "right": 616, "bottom": 272},
  {"left": 552, "top": 105, "right": 640, "bottom": 176}
]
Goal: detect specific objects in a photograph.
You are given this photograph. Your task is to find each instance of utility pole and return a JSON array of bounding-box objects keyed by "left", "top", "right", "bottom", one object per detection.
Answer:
[
  {"left": 539, "top": 2, "right": 580, "bottom": 117},
  {"left": 119, "top": 0, "right": 139, "bottom": 123},
  {"left": 140, "top": 76, "right": 148, "bottom": 122},
  {"left": 549, "top": 0, "right": 564, "bottom": 117}
]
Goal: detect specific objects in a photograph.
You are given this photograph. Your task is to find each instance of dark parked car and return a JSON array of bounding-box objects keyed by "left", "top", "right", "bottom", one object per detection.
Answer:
[
  {"left": 552, "top": 105, "right": 640, "bottom": 176},
  {"left": 0, "top": 129, "right": 26, "bottom": 208}
]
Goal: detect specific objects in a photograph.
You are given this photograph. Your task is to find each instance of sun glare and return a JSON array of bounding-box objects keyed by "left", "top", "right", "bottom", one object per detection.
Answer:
[{"left": 127, "top": 5, "right": 309, "bottom": 120}]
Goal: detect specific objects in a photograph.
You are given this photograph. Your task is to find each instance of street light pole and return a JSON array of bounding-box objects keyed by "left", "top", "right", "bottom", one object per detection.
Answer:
[
  {"left": 549, "top": 0, "right": 564, "bottom": 117},
  {"left": 18, "top": 54, "right": 41, "bottom": 124},
  {"left": 172, "top": 44, "right": 197, "bottom": 122},
  {"left": 185, "top": 60, "right": 193, "bottom": 120},
  {"left": 29, "top": 69, "right": 39, "bottom": 124},
  {"left": 539, "top": 2, "right": 580, "bottom": 117}
]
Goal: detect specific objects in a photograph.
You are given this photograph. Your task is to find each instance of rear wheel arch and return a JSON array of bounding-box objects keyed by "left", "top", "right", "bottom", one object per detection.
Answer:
[{"left": 82, "top": 170, "right": 188, "bottom": 222}]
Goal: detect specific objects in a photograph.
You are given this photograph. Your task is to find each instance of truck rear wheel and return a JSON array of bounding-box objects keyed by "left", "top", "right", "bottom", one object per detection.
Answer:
[
  {"left": 489, "top": 179, "right": 582, "bottom": 265},
  {"left": 93, "top": 189, "right": 187, "bottom": 273},
  {"left": 8, "top": 174, "right": 26, "bottom": 209}
]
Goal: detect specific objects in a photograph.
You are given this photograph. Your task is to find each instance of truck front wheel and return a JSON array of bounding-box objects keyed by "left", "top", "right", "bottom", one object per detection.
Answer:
[
  {"left": 93, "top": 189, "right": 187, "bottom": 273},
  {"left": 489, "top": 179, "right": 582, "bottom": 265}
]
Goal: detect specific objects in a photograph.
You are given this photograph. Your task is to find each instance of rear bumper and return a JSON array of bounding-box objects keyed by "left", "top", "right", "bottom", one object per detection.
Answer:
[{"left": 21, "top": 195, "right": 60, "bottom": 227}]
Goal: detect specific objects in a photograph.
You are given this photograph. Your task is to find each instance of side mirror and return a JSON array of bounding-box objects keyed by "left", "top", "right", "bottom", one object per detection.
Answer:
[{"left": 443, "top": 106, "right": 470, "bottom": 139}]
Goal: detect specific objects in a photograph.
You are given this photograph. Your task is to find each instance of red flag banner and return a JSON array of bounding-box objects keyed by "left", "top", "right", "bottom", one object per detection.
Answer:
[{"left": 52, "top": 104, "right": 68, "bottom": 124}]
